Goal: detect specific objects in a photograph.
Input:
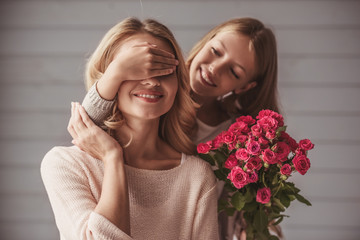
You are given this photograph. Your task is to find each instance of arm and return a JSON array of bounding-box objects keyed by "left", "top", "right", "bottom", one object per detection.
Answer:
[
  {"left": 70, "top": 102, "right": 130, "bottom": 234},
  {"left": 41, "top": 148, "right": 132, "bottom": 240},
  {"left": 81, "top": 81, "right": 115, "bottom": 127},
  {"left": 192, "top": 179, "right": 220, "bottom": 239},
  {"left": 82, "top": 42, "right": 178, "bottom": 125},
  {"left": 42, "top": 103, "right": 131, "bottom": 239}
]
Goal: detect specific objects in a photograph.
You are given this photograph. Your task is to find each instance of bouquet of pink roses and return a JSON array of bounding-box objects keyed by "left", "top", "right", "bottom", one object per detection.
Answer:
[{"left": 197, "top": 110, "right": 314, "bottom": 240}]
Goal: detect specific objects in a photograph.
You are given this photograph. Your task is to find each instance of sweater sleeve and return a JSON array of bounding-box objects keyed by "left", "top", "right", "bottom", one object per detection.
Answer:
[
  {"left": 40, "top": 147, "right": 132, "bottom": 240},
  {"left": 192, "top": 174, "right": 219, "bottom": 239},
  {"left": 81, "top": 82, "right": 115, "bottom": 127}
]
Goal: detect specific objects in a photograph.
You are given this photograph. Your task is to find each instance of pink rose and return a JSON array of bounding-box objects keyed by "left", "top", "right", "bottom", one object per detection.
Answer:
[
  {"left": 295, "top": 148, "right": 306, "bottom": 156},
  {"left": 257, "top": 110, "right": 284, "bottom": 127},
  {"left": 223, "top": 131, "right": 236, "bottom": 145},
  {"left": 251, "top": 124, "right": 263, "bottom": 137},
  {"left": 256, "top": 187, "right": 271, "bottom": 204},
  {"left": 280, "top": 164, "right": 292, "bottom": 176},
  {"left": 247, "top": 141, "right": 261, "bottom": 155},
  {"left": 245, "top": 156, "right": 262, "bottom": 171},
  {"left": 299, "top": 139, "right": 314, "bottom": 151},
  {"left": 237, "top": 135, "right": 248, "bottom": 145},
  {"left": 265, "top": 129, "right": 277, "bottom": 140},
  {"left": 292, "top": 154, "right": 311, "bottom": 175},
  {"left": 212, "top": 132, "right": 226, "bottom": 149},
  {"left": 262, "top": 149, "right": 278, "bottom": 164},
  {"left": 258, "top": 116, "right": 278, "bottom": 131},
  {"left": 229, "top": 121, "right": 250, "bottom": 135},
  {"left": 227, "top": 166, "right": 248, "bottom": 189},
  {"left": 248, "top": 171, "right": 259, "bottom": 183},
  {"left": 280, "top": 132, "right": 298, "bottom": 152},
  {"left": 197, "top": 142, "right": 211, "bottom": 154},
  {"left": 224, "top": 154, "right": 238, "bottom": 169},
  {"left": 236, "top": 115, "right": 255, "bottom": 125},
  {"left": 258, "top": 137, "right": 269, "bottom": 149},
  {"left": 273, "top": 142, "right": 291, "bottom": 161},
  {"left": 235, "top": 148, "right": 250, "bottom": 161}
]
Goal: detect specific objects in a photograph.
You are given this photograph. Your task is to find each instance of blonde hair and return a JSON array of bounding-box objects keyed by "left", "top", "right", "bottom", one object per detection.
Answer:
[
  {"left": 85, "top": 18, "right": 196, "bottom": 154},
  {"left": 186, "top": 18, "right": 280, "bottom": 118}
]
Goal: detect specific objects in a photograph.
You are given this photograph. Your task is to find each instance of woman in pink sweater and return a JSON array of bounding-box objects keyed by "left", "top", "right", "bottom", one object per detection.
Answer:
[
  {"left": 74, "top": 17, "right": 281, "bottom": 240},
  {"left": 41, "top": 18, "right": 219, "bottom": 240}
]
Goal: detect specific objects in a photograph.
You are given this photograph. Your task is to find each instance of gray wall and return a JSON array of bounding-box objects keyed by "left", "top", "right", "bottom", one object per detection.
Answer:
[{"left": 1, "top": 0, "right": 360, "bottom": 239}]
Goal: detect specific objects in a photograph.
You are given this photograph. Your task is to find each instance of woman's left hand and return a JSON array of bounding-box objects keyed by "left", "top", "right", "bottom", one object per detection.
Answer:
[{"left": 67, "top": 102, "right": 123, "bottom": 163}]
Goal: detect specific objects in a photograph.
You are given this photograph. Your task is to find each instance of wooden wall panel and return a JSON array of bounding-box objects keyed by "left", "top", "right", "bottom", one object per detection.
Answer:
[{"left": 1, "top": 0, "right": 359, "bottom": 239}]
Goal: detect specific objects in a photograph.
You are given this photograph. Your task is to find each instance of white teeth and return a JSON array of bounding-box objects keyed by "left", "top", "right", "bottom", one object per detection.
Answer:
[
  {"left": 201, "top": 70, "right": 213, "bottom": 85},
  {"left": 137, "top": 94, "right": 160, "bottom": 99}
]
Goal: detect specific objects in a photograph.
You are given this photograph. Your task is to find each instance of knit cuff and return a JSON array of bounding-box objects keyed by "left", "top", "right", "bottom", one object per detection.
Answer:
[
  {"left": 88, "top": 212, "right": 133, "bottom": 240},
  {"left": 82, "top": 81, "right": 115, "bottom": 126}
]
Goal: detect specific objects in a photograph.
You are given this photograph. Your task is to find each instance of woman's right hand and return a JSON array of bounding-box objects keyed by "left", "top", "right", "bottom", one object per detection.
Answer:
[
  {"left": 67, "top": 102, "right": 123, "bottom": 164},
  {"left": 97, "top": 42, "right": 179, "bottom": 100}
]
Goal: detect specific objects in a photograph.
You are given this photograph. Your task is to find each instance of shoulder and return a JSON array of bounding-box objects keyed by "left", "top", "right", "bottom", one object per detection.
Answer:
[
  {"left": 182, "top": 154, "right": 217, "bottom": 186},
  {"left": 41, "top": 146, "right": 98, "bottom": 179}
]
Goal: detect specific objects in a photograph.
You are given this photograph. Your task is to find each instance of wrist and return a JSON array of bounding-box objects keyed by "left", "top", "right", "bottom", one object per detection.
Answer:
[
  {"left": 97, "top": 74, "right": 123, "bottom": 101},
  {"left": 103, "top": 148, "right": 124, "bottom": 166}
]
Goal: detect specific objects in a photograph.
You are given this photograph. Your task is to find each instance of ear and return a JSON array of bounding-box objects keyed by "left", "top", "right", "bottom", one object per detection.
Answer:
[{"left": 234, "top": 81, "right": 257, "bottom": 94}]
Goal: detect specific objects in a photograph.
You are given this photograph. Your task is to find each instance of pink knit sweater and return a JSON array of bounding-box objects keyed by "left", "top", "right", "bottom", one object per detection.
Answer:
[{"left": 41, "top": 146, "right": 219, "bottom": 240}]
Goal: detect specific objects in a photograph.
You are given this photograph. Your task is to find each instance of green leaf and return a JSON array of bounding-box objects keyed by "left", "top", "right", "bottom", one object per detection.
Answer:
[
  {"left": 243, "top": 201, "right": 258, "bottom": 212},
  {"left": 244, "top": 185, "right": 255, "bottom": 203},
  {"left": 224, "top": 182, "right": 237, "bottom": 192},
  {"left": 224, "top": 207, "right": 236, "bottom": 216},
  {"left": 272, "top": 175, "right": 279, "bottom": 185},
  {"left": 269, "top": 235, "right": 280, "bottom": 240},
  {"left": 198, "top": 153, "right": 215, "bottom": 166},
  {"left": 295, "top": 193, "right": 312, "bottom": 206},
  {"left": 218, "top": 199, "right": 229, "bottom": 213},
  {"left": 277, "top": 126, "right": 287, "bottom": 132},
  {"left": 288, "top": 194, "right": 296, "bottom": 201},
  {"left": 272, "top": 198, "right": 286, "bottom": 212},
  {"left": 214, "top": 169, "right": 227, "bottom": 181},
  {"left": 231, "top": 192, "right": 246, "bottom": 211},
  {"left": 213, "top": 151, "right": 227, "bottom": 166},
  {"left": 273, "top": 216, "right": 284, "bottom": 226},
  {"left": 279, "top": 193, "right": 291, "bottom": 208},
  {"left": 254, "top": 208, "right": 268, "bottom": 231}
]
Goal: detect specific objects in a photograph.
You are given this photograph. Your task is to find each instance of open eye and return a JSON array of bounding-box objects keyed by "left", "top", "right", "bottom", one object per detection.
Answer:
[{"left": 211, "top": 47, "right": 220, "bottom": 56}]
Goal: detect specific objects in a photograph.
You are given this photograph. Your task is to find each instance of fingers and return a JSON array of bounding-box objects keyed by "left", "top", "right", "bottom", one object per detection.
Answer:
[
  {"left": 150, "top": 55, "right": 179, "bottom": 67},
  {"left": 73, "top": 103, "right": 87, "bottom": 132},
  {"left": 67, "top": 102, "right": 79, "bottom": 140},
  {"left": 77, "top": 103, "right": 95, "bottom": 128},
  {"left": 137, "top": 42, "right": 176, "bottom": 59},
  {"left": 136, "top": 42, "right": 179, "bottom": 67}
]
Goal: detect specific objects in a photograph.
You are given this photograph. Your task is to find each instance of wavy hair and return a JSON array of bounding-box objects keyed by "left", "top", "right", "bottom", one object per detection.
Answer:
[
  {"left": 186, "top": 18, "right": 280, "bottom": 118},
  {"left": 85, "top": 18, "right": 196, "bottom": 154}
]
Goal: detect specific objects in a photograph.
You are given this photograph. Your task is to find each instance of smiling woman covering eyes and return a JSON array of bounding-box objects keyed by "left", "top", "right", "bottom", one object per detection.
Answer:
[
  {"left": 41, "top": 18, "right": 219, "bottom": 240},
  {"left": 73, "top": 17, "right": 281, "bottom": 240}
]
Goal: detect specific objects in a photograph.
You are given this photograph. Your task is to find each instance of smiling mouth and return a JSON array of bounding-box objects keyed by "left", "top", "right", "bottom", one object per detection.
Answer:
[
  {"left": 133, "top": 91, "right": 164, "bottom": 103},
  {"left": 134, "top": 94, "right": 163, "bottom": 99},
  {"left": 200, "top": 69, "right": 216, "bottom": 87}
]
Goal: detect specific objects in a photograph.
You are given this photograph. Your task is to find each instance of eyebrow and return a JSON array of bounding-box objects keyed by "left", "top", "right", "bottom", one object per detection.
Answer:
[{"left": 218, "top": 40, "right": 247, "bottom": 76}]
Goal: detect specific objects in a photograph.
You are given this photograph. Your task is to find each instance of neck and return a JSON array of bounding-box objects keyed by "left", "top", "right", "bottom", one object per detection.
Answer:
[
  {"left": 192, "top": 92, "right": 230, "bottom": 126},
  {"left": 116, "top": 118, "right": 160, "bottom": 160},
  {"left": 115, "top": 117, "right": 180, "bottom": 169}
]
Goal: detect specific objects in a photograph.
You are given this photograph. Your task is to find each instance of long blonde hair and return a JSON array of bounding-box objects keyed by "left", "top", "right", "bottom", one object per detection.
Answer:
[
  {"left": 85, "top": 18, "right": 196, "bottom": 154},
  {"left": 186, "top": 18, "right": 280, "bottom": 118}
]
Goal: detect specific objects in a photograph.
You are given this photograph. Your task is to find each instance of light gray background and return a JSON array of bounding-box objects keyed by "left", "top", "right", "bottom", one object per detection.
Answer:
[{"left": 1, "top": 0, "right": 359, "bottom": 239}]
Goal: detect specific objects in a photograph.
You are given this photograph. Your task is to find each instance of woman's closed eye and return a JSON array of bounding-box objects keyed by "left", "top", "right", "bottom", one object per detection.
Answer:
[
  {"left": 211, "top": 47, "right": 221, "bottom": 56},
  {"left": 231, "top": 68, "right": 240, "bottom": 79}
]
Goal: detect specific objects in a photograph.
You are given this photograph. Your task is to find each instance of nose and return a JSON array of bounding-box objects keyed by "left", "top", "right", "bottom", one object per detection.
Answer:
[
  {"left": 209, "top": 59, "right": 226, "bottom": 76},
  {"left": 140, "top": 77, "right": 160, "bottom": 87}
]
